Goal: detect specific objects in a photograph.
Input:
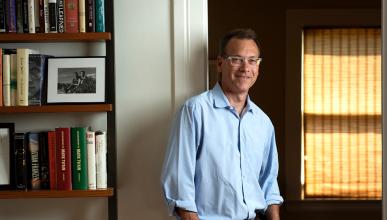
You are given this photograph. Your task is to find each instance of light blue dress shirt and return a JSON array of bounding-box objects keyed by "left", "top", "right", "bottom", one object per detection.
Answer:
[{"left": 161, "top": 83, "right": 283, "bottom": 220}]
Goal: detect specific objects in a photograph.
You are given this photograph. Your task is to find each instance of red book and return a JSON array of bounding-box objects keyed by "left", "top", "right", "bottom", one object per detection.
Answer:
[
  {"left": 47, "top": 131, "right": 56, "bottom": 190},
  {"left": 55, "top": 127, "right": 72, "bottom": 190},
  {"left": 64, "top": 0, "right": 79, "bottom": 32}
]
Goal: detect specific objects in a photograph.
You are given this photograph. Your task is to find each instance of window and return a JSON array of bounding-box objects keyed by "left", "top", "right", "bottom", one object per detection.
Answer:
[{"left": 302, "top": 28, "right": 381, "bottom": 199}]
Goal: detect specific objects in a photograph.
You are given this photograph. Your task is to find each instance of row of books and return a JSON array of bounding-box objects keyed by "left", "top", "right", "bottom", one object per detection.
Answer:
[
  {"left": 0, "top": 0, "right": 105, "bottom": 34},
  {"left": 0, "top": 48, "right": 49, "bottom": 106},
  {"left": 9, "top": 127, "right": 107, "bottom": 191}
]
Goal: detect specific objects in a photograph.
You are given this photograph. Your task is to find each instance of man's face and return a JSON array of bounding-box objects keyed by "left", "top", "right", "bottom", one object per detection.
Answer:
[{"left": 217, "top": 38, "right": 260, "bottom": 95}]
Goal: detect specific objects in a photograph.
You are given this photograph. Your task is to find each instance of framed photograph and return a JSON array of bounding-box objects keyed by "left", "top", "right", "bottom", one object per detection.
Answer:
[
  {"left": 0, "top": 123, "right": 14, "bottom": 190},
  {"left": 47, "top": 57, "right": 106, "bottom": 103}
]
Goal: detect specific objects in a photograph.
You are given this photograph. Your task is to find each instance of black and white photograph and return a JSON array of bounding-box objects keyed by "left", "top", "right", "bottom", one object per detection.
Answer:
[
  {"left": 47, "top": 57, "right": 105, "bottom": 103},
  {"left": 0, "top": 123, "right": 14, "bottom": 190}
]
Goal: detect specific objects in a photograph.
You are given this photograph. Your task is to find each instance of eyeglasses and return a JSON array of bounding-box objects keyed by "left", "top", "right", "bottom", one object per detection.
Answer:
[{"left": 223, "top": 55, "right": 262, "bottom": 67}]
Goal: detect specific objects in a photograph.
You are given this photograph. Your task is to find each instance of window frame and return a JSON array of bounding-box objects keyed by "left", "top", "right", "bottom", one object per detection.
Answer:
[{"left": 284, "top": 9, "right": 382, "bottom": 212}]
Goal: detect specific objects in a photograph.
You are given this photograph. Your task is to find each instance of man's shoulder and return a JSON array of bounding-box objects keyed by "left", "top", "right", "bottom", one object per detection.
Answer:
[
  {"left": 183, "top": 90, "right": 212, "bottom": 108},
  {"left": 249, "top": 101, "right": 274, "bottom": 126}
]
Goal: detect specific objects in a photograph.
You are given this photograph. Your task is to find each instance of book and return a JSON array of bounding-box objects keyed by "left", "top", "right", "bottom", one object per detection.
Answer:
[
  {"left": 38, "top": 0, "right": 45, "bottom": 32},
  {"left": 47, "top": 130, "right": 56, "bottom": 189},
  {"left": 0, "top": 0, "right": 5, "bottom": 32},
  {"left": 27, "top": 0, "right": 35, "bottom": 33},
  {"left": 56, "top": 0, "right": 63, "bottom": 32},
  {"left": 5, "top": 0, "right": 17, "bottom": 32},
  {"left": 27, "top": 132, "right": 41, "bottom": 190},
  {"left": 2, "top": 54, "right": 10, "bottom": 106},
  {"left": 15, "top": 0, "right": 23, "bottom": 33},
  {"left": 14, "top": 133, "right": 27, "bottom": 190},
  {"left": 39, "top": 131, "right": 50, "bottom": 189},
  {"left": 55, "top": 127, "right": 72, "bottom": 190},
  {"left": 48, "top": 0, "right": 56, "bottom": 32},
  {"left": 86, "top": 130, "right": 96, "bottom": 189},
  {"left": 9, "top": 53, "right": 17, "bottom": 106},
  {"left": 43, "top": 0, "right": 48, "bottom": 32},
  {"left": 28, "top": 54, "right": 51, "bottom": 105},
  {"left": 64, "top": 0, "right": 78, "bottom": 32},
  {"left": 16, "top": 48, "right": 29, "bottom": 106},
  {"left": 85, "top": 0, "right": 94, "bottom": 32},
  {"left": 95, "top": 130, "right": 107, "bottom": 189},
  {"left": 95, "top": 0, "right": 104, "bottom": 32},
  {"left": 71, "top": 127, "right": 88, "bottom": 190},
  {"left": 21, "top": 0, "right": 28, "bottom": 33},
  {"left": 34, "top": 0, "right": 39, "bottom": 32},
  {"left": 0, "top": 48, "right": 2, "bottom": 106},
  {"left": 78, "top": 0, "right": 85, "bottom": 32}
]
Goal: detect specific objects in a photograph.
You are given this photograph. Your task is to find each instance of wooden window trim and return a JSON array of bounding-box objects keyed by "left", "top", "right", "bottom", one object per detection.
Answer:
[{"left": 284, "top": 9, "right": 381, "bottom": 210}]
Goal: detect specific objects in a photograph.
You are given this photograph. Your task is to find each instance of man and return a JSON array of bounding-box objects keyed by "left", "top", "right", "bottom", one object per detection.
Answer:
[{"left": 161, "top": 29, "right": 283, "bottom": 220}]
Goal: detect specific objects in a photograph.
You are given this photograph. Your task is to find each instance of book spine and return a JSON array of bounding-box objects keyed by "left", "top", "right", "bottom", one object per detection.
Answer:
[
  {"left": 56, "top": 0, "right": 63, "bottom": 32},
  {"left": 27, "top": 0, "right": 35, "bottom": 33},
  {"left": 14, "top": 133, "right": 27, "bottom": 190},
  {"left": 28, "top": 54, "right": 46, "bottom": 106},
  {"left": 85, "top": 0, "right": 93, "bottom": 32},
  {"left": 39, "top": 131, "right": 50, "bottom": 189},
  {"left": 0, "top": 48, "right": 2, "bottom": 106},
  {"left": 95, "top": 130, "right": 107, "bottom": 189},
  {"left": 94, "top": 0, "right": 103, "bottom": 32},
  {"left": 6, "top": 0, "right": 17, "bottom": 32},
  {"left": 0, "top": 0, "right": 6, "bottom": 32},
  {"left": 47, "top": 130, "right": 56, "bottom": 189},
  {"left": 16, "top": 48, "right": 29, "bottom": 106},
  {"left": 33, "top": 0, "right": 39, "bottom": 32},
  {"left": 55, "top": 127, "right": 72, "bottom": 190},
  {"left": 43, "top": 0, "right": 48, "bottom": 32},
  {"left": 38, "top": 0, "right": 44, "bottom": 32},
  {"left": 64, "top": 0, "right": 78, "bottom": 32},
  {"left": 2, "top": 54, "right": 10, "bottom": 106},
  {"left": 86, "top": 130, "right": 96, "bottom": 189},
  {"left": 15, "top": 0, "right": 22, "bottom": 33},
  {"left": 78, "top": 0, "right": 84, "bottom": 32},
  {"left": 9, "top": 53, "right": 17, "bottom": 106},
  {"left": 21, "top": 0, "right": 28, "bottom": 32},
  {"left": 27, "top": 132, "right": 41, "bottom": 190},
  {"left": 71, "top": 127, "right": 88, "bottom": 190},
  {"left": 47, "top": 0, "right": 56, "bottom": 32}
]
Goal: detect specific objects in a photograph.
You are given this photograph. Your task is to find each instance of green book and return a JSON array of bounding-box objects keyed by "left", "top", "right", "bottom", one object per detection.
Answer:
[{"left": 71, "top": 127, "right": 88, "bottom": 190}]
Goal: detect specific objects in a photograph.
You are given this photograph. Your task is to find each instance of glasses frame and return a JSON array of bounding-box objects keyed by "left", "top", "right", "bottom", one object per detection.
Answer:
[{"left": 223, "top": 55, "right": 262, "bottom": 67}]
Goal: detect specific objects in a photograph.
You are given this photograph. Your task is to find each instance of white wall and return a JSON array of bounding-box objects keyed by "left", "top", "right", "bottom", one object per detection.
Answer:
[{"left": 115, "top": 0, "right": 207, "bottom": 219}]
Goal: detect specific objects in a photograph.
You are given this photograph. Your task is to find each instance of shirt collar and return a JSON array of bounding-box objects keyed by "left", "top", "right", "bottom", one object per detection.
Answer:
[{"left": 211, "top": 82, "right": 256, "bottom": 113}]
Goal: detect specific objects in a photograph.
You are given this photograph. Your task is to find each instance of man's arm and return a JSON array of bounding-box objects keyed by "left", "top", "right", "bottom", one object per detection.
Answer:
[
  {"left": 176, "top": 208, "right": 200, "bottom": 220},
  {"left": 265, "top": 204, "right": 280, "bottom": 220}
]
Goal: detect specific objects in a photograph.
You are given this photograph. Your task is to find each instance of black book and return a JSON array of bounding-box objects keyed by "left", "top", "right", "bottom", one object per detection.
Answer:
[
  {"left": 26, "top": 132, "right": 41, "bottom": 190},
  {"left": 0, "top": 0, "right": 6, "bottom": 32},
  {"left": 48, "top": 0, "right": 56, "bottom": 32},
  {"left": 39, "top": 132, "right": 50, "bottom": 189},
  {"left": 85, "top": 0, "right": 94, "bottom": 32},
  {"left": 56, "top": 0, "right": 63, "bottom": 32},
  {"left": 14, "top": 133, "right": 27, "bottom": 190},
  {"left": 21, "top": 0, "right": 27, "bottom": 33}
]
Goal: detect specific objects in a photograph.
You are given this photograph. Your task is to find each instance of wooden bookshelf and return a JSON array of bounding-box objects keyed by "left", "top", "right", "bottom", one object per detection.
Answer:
[
  {"left": 0, "top": 188, "right": 114, "bottom": 199},
  {"left": 0, "top": 104, "right": 113, "bottom": 113},
  {"left": 0, "top": 32, "right": 111, "bottom": 42}
]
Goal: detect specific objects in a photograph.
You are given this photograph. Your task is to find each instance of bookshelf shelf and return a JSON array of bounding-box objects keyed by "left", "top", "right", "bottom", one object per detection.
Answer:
[
  {"left": 0, "top": 188, "right": 114, "bottom": 199},
  {"left": 0, "top": 104, "right": 113, "bottom": 113},
  {"left": 0, "top": 32, "right": 111, "bottom": 42}
]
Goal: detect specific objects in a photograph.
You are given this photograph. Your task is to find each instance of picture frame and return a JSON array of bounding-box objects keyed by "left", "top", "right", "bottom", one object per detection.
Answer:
[
  {"left": 47, "top": 57, "right": 106, "bottom": 103},
  {"left": 0, "top": 123, "right": 14, "bottom": 190}
]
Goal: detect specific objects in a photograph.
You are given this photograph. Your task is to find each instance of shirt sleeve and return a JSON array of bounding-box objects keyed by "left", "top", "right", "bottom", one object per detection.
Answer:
[
  {"left": 259, "top": 126, "right": 284, "bottom": 210},
  {"left": 161, "top": 103, "right": 198, "bottom": 216}
]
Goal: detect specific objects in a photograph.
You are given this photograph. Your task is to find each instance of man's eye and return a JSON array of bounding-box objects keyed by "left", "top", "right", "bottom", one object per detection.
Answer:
[{"left": 231, "top": 58, "right": 242, "bottom": 63}]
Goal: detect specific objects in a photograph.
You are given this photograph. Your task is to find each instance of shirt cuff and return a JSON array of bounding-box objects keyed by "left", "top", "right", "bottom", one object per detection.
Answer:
[{"left": 167, "top": 199, "right": 198, "bottom": 216}]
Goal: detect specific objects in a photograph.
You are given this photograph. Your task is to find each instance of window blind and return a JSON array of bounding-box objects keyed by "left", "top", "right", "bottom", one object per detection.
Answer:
[{"left": 303, "top": 28, "right": 381, "bottom": 198}]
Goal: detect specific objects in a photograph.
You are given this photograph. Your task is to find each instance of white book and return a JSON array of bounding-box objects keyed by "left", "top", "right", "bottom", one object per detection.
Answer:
[
  {"left": 2, "top": 55, "right": 10, "bottom": 106},
  {"left": 95, "top": 130, "right": 107, "bottom": 189},
  {"left": 17, "top": 48, "right": 35, "bottom": 106},
  {"left": 28, "top": 0, "right": 36, "bottom": 33},
  {"left": 44, "top": 0, "right": 50, "bottom": 33},
  {"left": 10, "top": 54, "right": 17, "bottom": 106},
  {"left": 86, "top": 130, "right": 96, "bottom": 190},
  {"left": 79, "top": 0, "right": 86, "bottom": 33}
]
